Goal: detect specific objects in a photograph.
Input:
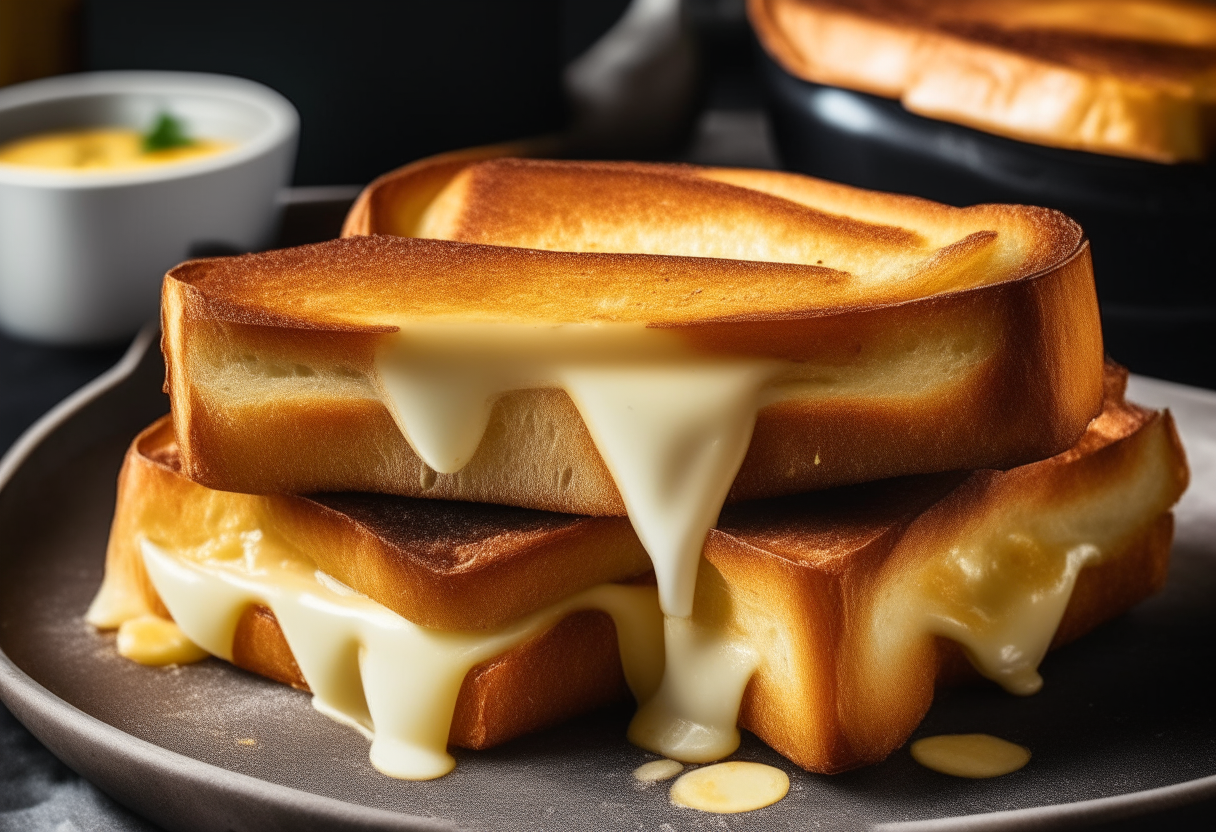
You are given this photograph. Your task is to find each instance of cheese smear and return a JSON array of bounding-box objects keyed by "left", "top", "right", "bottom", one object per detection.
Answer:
[
  {"left": 116, "top": 614, "right": 209, "bottom": 666},
  {"left": 670, "top": 761, "right": 790, "bottom": 813},
  {"left": 910, "top": 734, "right": 1030, "bottom": 778}
]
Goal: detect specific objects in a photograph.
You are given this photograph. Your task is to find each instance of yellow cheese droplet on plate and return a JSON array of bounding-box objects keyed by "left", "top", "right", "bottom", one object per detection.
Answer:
[
  {"left": 116, "top": 614, "right": 209, "bottom": 666},
  {"left": 670, "top": 761, "right": 789, "bottom": 813},
  {"left": 911, "top": 733, "right": 1031, "bottom": 778},
  {"left": 634, "top": 759, "right": 684, "bottom": 782}
]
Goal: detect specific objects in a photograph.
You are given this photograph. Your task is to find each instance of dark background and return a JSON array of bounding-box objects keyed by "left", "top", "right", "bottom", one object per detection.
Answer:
[{"left": 81, "top": 0, "right": 629, "bottom": 185}]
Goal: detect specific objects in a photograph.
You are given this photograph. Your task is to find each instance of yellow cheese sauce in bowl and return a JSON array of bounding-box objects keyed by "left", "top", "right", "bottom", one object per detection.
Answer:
[
  {"left": 0, "top": 71, "right": 297, "bottom": 344},
  {"left": 0, "top": 127, "right": 234, "bottom": 172}
]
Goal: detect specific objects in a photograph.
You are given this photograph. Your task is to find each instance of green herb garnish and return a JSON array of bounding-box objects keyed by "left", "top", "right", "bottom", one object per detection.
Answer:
[{"left": 142, "top": 112, "right": 195, "bottom": 153}]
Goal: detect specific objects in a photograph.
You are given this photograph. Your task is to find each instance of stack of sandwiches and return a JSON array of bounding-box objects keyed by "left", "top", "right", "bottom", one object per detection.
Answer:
[{"left": 87, "top": 150, "right": 1187, "bottom": 784}]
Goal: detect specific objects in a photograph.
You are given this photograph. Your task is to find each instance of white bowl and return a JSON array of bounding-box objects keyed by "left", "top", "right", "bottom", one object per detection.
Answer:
[{"left": 0, "top": 71, "right": 298, "bottom": 345}]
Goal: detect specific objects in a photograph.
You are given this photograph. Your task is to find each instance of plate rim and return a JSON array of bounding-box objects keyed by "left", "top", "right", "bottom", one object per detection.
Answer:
[{"left": 2, "top": 328, "right": 1215, "bottom": 832}]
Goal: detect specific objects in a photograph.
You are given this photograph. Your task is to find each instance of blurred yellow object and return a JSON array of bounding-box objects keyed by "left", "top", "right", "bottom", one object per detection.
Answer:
[
  {"left": 0, "top": 127, "right": 233, "bottom": 171},
  {"left": 0, "top": 0, "right": 79, "bottom": 88}
]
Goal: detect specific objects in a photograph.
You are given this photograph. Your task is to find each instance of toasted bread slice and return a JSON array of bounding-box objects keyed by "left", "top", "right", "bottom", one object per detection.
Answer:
[
  {"left": 91, "top": 365, "right": 1187, "bottom": 772},
  {"left": 749, "top": 0, "right": 1216, "bottom": 162},
  {"left": 712, "top": 364, "right": 1187, "bottom": 771},
  {"left": 166, "top": 158, "right": 1102, "bottom": 516},
  {"left": 90, "top": 418, "right": 653, "bottom": 633},
  {"left": 87, "top": 416, "right": 656, "bottom": 754}
]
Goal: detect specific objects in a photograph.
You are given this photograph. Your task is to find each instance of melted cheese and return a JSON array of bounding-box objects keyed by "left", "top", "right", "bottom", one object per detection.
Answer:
[
  {"left": 139, "top": 539, "right": 664, "bottom": 780},
  {"left": 375, "top": 324, "right": 786, "bottom": 768},
  {"left": 107, "top": 470, "right": 1142, "bottom": 778},
  {"left": 109, "top": 511, "right": 1122, "bottom": 779},
  {"left": 918, "top": 538, "right": 1101, "bottom": 695},
  {"left": 115, "top": 614, "right": 209, "bottom": 666},
  {"left": 633, "top": 759, "right": 684, "bottom": 782},
  {"left": 370, "top": 319, "right": 990, "bottom": 650},
  {"left": 884, "top": 437, "right": 1174, "bottom": 696},
  {"left": 0, "top": 128, "right": 232, "bottom": 171},
  {"left": 669, "top": 761, "right": 789, "bottom": 813},
  {"left": 375, "top": 323, "right": 780, "bottom": 620},
  {"left": 627, "top": 614, "right": 758, "bottom": 762},
  {"left": 910, "top": 734, "right": 1031, "bottom": 778}
]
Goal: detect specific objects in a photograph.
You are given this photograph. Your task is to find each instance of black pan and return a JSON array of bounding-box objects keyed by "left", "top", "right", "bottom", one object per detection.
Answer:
[{"left": 759, "top": 49, "right": 1216, "bottom": 388}]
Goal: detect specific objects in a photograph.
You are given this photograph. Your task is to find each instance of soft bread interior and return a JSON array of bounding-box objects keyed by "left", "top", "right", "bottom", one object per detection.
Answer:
[{"left": 90, "top": 365, "right": 1187, "bottom": 774}]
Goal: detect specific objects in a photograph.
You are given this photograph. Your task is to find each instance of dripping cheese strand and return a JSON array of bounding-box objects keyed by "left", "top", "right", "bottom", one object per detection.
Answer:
[
  {"left": 374, "top": 323, "right": 781, "bottom": 621},
  {"left": 139, "top": 539, "right": 664, "bottom": 780}
]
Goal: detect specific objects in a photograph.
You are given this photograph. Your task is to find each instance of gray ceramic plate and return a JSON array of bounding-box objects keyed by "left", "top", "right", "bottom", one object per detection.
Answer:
[{"left": 1, "top": 328, "right": 1215, "bottom": 832}]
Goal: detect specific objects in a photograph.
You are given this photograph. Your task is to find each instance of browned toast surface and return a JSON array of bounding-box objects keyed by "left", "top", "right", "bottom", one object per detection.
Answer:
[
  {"left": 175, "top": 207, "right": 1079, "bottom": 329},
  {"left": 749, "top": 0, "right": 1216, "bottom": 161},
  {"left": 232, "top": 603, "right": 631, "bottom": 751},
  {"left": 166, "top": 158, "right": 1103, "bottom": 512},
  {"left": 343, "top": 157, "right": 1079, "bottom": 285}
]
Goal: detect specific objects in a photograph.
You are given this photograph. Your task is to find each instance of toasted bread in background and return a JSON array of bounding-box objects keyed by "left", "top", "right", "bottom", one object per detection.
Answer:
[
  {"left": 92, "top": 365, "right": 1187, "bottom": 769},
  {"left": 166, "top": 157, "right": 1102, "bottom": 513},
  {"left": 749, "top": 0, "right": 1216, "bottom": 162}
]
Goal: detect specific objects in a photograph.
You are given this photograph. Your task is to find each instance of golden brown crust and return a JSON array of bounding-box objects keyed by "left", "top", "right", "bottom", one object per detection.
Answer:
[
  {"left": 344, "top": 158, "right": 1082, "bottom": 284},
  {"left": 232, "top": 605, "right": 309, "bottom": 691},
  {"left": 749, "top": 0, "right": 1216, "bottom": 161},
  {"left": 449, "top": 609, "right": 629, "bottom": 749},
  {"left": 341, "top": 138, "right": 562, "bottom": 241},
  {"left": 166, "top": 158, "right": 1102, "bottom": 513}
]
